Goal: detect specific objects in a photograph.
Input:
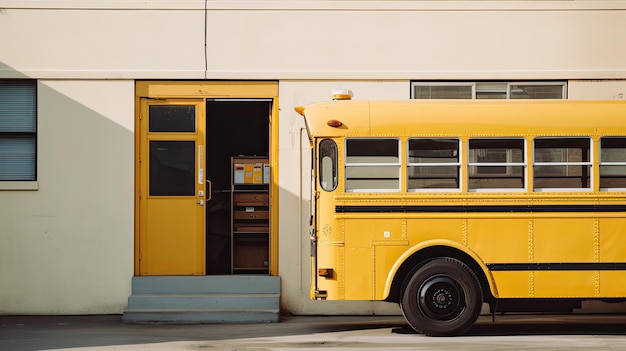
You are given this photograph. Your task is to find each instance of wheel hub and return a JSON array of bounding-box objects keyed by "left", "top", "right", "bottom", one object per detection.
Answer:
[{"left": 418, "top": 275, "right": 465, "bottom": 320}]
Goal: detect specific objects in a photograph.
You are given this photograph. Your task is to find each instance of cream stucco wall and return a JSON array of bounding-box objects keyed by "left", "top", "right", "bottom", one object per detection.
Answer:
[
  {"left": 205, "top": 3, "right": 626, "bottom": 80},
  {"left": 569, "top": 80, "right": 626, "bottom": 99},
  {"left": 0, "top": 4, "right": 205, "bottom": 79},
  {"left": 0, "top": 80, "right": 135, "bottom": 314},
  {"left": 1, "top": 1, "right": 625, "bottom": 80}
]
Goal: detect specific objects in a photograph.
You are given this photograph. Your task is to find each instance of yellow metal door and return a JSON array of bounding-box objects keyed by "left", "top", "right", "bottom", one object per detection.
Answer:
[{"left": 138, "top": 99, "right": 206, "bottom": 275}]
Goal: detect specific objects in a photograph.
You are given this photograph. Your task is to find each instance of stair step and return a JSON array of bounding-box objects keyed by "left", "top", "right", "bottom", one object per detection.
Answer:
[
  {"left": 127, "top": 293, "right": 279, "bottom": 310},
  {"left": 131, "top": 276, "right": 280, "bottom": 294},
  {"left": 124, "top": 276, "right": 281, "bottom": 324},
  {"left": 122, "top": 309, "right": 280, "bottom": 324}
]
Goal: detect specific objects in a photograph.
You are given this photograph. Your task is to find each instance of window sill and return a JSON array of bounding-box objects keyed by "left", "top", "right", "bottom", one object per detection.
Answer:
[{"left": 0, "top": 181, "right": 39, "bottom": 190}]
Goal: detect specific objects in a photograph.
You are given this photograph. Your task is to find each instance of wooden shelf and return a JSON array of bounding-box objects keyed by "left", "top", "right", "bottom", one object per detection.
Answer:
[{"left": 231, "top": 156, "right": 270, "bottom": 274}]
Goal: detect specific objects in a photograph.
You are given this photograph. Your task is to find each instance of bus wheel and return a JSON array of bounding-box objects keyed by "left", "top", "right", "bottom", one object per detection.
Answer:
[{"left": 400, "top": 258, "right": 482, "bottom": 336}]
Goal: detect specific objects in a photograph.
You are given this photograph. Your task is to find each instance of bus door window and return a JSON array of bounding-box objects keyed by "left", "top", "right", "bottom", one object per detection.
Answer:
[{"left": 319, "top": 139, "right": 338, "bottom": 191}]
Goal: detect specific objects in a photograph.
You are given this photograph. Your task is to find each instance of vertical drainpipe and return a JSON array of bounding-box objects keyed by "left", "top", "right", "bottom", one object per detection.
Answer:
[{"left": 204, "top": 0, "right": 208, "bottom": 79}]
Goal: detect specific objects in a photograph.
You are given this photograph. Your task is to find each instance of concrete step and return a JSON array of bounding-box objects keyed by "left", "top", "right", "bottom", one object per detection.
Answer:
[
  {"left": 122, "top": 308, "right": 280, "bottom": 324},
  {"left": 123, "top": 275, "right": 281, "bottom": 324},
  {"left": 127, "top": 293, "right": 279, "bottom": 310},
  {"left": 131, "top": 275, "right": 280, "bottom": 294}
]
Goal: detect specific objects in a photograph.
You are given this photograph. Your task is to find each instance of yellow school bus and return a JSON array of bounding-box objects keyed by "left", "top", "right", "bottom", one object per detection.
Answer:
[{"left": 295, "top": 96, "right": 626, "bottom": 336}]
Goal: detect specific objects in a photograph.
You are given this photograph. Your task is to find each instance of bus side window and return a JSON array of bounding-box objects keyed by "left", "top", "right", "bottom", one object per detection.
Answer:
[
  {"left": 600, "top": 137, "right": 626, "bottom": 191},
  {"left": 468, "top": 138, "right": 526, "bottom": 191},
  {"left": 319, "top": 139, "right": 338, "bottom": 191},
  {"left": 407, "top": 138, "right": 460, "bottom": 191},
  {"left": 533, "top": 137, "right": 591, "bottom": 191},
  {"left": 345, "top": 138, "right": 400, "bottom": 192}
]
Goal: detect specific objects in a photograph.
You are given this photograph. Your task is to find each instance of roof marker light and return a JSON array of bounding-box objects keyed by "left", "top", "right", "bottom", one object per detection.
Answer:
[{"left": 331, "top": 89, "right": 353, "bottom": 100}]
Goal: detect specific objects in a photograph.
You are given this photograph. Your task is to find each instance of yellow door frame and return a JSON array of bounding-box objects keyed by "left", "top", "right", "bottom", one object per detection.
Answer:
[{"left": 135, "top": 81, "right": 280, "bottom": 276}]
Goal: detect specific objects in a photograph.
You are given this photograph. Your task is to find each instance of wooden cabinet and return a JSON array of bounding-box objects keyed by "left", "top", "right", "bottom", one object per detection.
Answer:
[{"left": 231, "top": 156, "right": 270, "bottom": 274}]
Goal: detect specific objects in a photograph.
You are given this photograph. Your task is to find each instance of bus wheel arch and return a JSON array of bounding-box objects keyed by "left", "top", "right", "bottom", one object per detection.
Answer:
[
  {"left": 400, "top": 257, "right": 482, "bottom": 336},
  {"left": 386, "top": 245, "right": 496, "bottom": 307}
]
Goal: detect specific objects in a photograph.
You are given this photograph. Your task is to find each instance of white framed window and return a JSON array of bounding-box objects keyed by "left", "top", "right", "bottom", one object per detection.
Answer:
[
  {"left": 0, "top": 80, "right": 37, "bottom": 184},
  {"left": 468, "top": 139, "right": 526, "bottom": 192},
  {"left": 345, "top": 138, "right": 400, "bottom": 192},
  {"left": 412, "top": 81, "right": 567, "bottom": 100},
  {"left": 533, "top": 138, "right": 592, "bottom": 192},
  {"left": 599, "top": 137, "right": 626, "bottom": 191},
  {"left": 407, "top": 138, "right": 460, "bottom": 192}
]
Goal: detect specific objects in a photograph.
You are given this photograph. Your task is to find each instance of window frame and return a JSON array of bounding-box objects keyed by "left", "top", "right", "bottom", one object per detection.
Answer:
[
  {"left": 532, "top": 137, "right": 593, "bottom": 192},
  {"left": 0, "top": 80, "right": 38, "bottom": 190},
  {"left": 468, "top": 138, "right": 527, "bottom": 192},
  {"left": 344, "top": 138, "right": 401, "bottom": 193},
  {"left": 411, "top": 81, "right": 567, "bottom": 100},
  {"left": 599, "top": 137, "right": 626, "bottom": 192},
  {"left": 406, "top": 138, "right": 461, "bottom": 193}
]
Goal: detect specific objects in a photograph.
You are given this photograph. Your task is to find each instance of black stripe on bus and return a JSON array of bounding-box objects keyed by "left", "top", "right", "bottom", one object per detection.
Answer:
[
  {"left": 335, "top": 205, "right": 626, "bottom": 213},
  {"left": 487, "top": 263, "right": 626, "bottom": 271}
]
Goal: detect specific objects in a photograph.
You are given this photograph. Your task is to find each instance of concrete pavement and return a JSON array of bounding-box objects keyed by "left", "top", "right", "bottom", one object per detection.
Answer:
[{"left": 2, "top": 313, "right": 626, "bottom": 351}]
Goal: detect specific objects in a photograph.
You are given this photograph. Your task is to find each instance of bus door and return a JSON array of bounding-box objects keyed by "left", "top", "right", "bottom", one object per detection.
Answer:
[
  {"left": 310, "top": 140, "right": 319, "bottom": 297},
  {"left": 138, "top": 99, "right": 206, "bottom": 275},
  {"left": 313, "top": 138, "right": 339, "bottom": 298}
]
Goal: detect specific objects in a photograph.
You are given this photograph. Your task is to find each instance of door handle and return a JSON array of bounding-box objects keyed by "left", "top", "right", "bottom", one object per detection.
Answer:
[{"left": 206, "top": 179, "right": 212, "bottom": 201}]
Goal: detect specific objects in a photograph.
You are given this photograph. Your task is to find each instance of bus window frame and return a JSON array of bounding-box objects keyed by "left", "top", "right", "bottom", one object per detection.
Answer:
[
  {"left": 344, "top": 138, "right": 401, "bottom": 193},
  {"left": 406, "top": 138, "right": 462, "bottom": 193},
  {"left": 533, "top": 137, "right": 593, "bottom": 192},
  {"left": 599, "top": 137, "right": 626, "bottom": 192},
  {"left": 467, "top": 138, "right": 527, "bottom": 193}
]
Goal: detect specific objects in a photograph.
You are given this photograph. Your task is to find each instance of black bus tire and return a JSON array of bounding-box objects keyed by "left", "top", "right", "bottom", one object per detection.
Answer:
[{"left": 400, "top": 257, "right": 483, "bottom": 336}]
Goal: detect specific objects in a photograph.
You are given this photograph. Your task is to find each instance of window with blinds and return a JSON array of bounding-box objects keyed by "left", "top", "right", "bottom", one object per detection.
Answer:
[
  {"left": 0, "top": 80, "right": 37, "bottom": 181},
  {"left": 411, "top": 81, "right": 567, "bottom": 100}
]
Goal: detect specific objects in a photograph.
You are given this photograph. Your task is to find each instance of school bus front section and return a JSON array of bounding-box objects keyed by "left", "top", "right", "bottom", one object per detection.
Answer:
[{"left": 297, "top": 98, "right": 626, "bottom": 336}]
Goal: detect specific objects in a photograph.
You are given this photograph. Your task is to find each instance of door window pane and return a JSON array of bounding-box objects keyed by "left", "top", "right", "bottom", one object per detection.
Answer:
[
  {"left": 319, "top": 139, "right": 338, "bottom": 192},
  {"left": 150, "top": 141, "right": 195, "bottom": 196},
  {"left": 149, "top": 105, "right": 196, "bottom": 132}
]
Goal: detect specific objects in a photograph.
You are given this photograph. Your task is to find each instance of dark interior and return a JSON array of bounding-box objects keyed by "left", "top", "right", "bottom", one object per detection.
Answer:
[{"left": 205, "top": 100, "right": 270, "bottom": 275}]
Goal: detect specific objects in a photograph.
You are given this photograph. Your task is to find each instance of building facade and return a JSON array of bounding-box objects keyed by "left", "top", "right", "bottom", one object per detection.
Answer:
[{"left": 1, "top": 0, "right": 626, "bottom": 316}]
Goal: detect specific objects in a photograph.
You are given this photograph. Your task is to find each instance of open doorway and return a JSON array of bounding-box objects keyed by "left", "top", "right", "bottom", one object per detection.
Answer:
[{"left": 205, "top": 99, "right": 271, "bottom": 275}]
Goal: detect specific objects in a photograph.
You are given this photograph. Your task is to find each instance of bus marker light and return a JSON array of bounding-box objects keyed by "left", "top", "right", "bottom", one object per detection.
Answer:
[
  {"left": 327, "top": 120, "right": 343, "bottom": 127},
  {"left": 318, "top": 268, "right": 334, "bottom": 277}
]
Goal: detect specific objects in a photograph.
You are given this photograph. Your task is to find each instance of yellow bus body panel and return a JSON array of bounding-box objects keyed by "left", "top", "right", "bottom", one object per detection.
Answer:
[
  {"left": 382, "top": 239, "right": 497, "bottom": 300},
  {"left": 301, "top": 100, "right": 626, "bottom": 302}
]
